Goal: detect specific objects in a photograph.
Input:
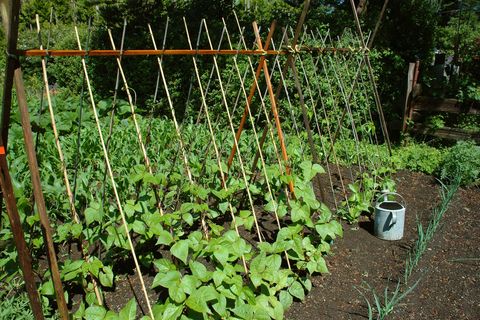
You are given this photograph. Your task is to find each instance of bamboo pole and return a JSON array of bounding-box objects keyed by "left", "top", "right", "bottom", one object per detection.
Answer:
[
  {"left": 0, "top": 3, "right": 45, "bottom": 317},
  {"left": 223, "top": 18, "right": 291, "bottom": 269},
  {"left": 74, "top": 26, "right": 155, "bottom": 319},
  {"left": 200, "top": 18, "right": 264, "bottom": 243},
  {"left": 106, "top": 29, "right": 165, "bottom": 216},
  {"left": 226, "top": 21, "right": 276, "bottom": 171},
  {"left": 183, "top": 18, "right": 248, "bottom": 273},
  {"left": 253, "top": 22, "right": 295, "bottom": 196},
  {"left": 248, "top": 0, "right": 311, "bottom": 184},
  {"left": 231, "top": 13, "right": 287, "bottom": 188},
  {"left": 283, "top": 29, "right": 327, "bottom": 201},
  {"left": 35, "top": 15, "right": 103, "bottom": 305},
  {"left": 147, "top": 23, "right": 210, "bottom": 240}
]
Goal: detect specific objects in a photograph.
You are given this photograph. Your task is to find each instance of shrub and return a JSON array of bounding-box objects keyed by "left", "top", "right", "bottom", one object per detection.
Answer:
[
  {"left": 439, "top": 140, "right": 480, "bottom": 185},
  {"left": 392, "top": 143, "right": 444, "bottom": 175}
]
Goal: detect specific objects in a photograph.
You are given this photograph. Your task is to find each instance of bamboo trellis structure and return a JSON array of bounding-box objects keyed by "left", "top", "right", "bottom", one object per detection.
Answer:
[{"left": 0, "top": 0, "right": 392, "bottom": 318}]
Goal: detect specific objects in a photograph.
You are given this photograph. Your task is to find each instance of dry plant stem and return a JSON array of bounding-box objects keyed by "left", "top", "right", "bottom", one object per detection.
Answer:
[
  {"left": 223, "top": 18, "right": 291, "bottom": 270},
  {"left": 147, "top": 23, "right": 210, "bottom": 240},
  {"left": 183, "top": 18, "right": 248, "bottom": 273},
  {"left": 201, "top": 19, "right": 263, "bottom": 243},
  {"left": 107, "top": 29, "right": 165, "bottom": 216},
  {"left": 74, "top": 26, "right": 155, "bottom": 319},
  {"left": 14, "top": 66, "right": 69, "bottom": 320},
  {"left": 36, "top": 15, "right": 103, "bottom": 305}
]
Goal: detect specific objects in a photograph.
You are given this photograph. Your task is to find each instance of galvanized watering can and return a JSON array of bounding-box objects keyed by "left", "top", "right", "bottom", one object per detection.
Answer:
[{"left": 374, "top": 192, "right": 406, "bottom": 241}]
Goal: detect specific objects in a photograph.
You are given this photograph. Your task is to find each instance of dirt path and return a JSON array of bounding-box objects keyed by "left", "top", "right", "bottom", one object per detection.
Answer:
[{"left": 286, "top": 171, "right": 480, "bottom": 319}]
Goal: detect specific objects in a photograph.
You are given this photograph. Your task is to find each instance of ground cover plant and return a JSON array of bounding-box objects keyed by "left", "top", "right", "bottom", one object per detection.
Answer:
[
  {"left": 2, "top": 2, "right": 478, "bottom": 319},
  {"left": 2, "top": 91, "right": 349, "bottom": 319}
]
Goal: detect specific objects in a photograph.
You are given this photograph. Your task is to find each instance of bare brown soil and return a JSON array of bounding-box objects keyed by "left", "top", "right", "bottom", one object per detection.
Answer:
[{"left": 286, "top": 171, "right": 480, "bottom": 319}]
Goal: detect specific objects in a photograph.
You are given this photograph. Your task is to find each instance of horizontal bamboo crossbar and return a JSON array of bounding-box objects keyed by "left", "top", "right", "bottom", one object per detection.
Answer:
[{"left": 16, "top": 47, "right": 358, "bottom": 57}]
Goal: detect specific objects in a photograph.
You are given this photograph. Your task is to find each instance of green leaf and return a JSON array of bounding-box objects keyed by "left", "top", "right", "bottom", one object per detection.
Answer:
[
  {"left": 169, "top": 285, "right": 186, "bottom": 303},
  {"left": 85, "top": 305, "right": 107, "bottom": 320},
  {"left": 170, "top": 240, "right": 190, "bottom": 264},
  {"left": 213, "top": 246, "right": 229, "bottom": 265},
  {"left": 233, "top": 302, "right": 254, "bottom": 319},
  {"left": 161, "top": 302, "right": 183, "bottom": 319},
  {"left": 71, "top": 223, "right": 83, "bottom": 238},
  {"left": 315, "top": 220, "right": 343, "bottom": 240},
  {"left": 85, "top": 205, "right": 103, "bottom": 226},
  {"left": 189, "top": 261, "right": 210, "bottom": 282},
  {"left": 104, "top": 311, "right": 119, "bottom": 320},
  {"left": 73, "top": 301, "right": 85, "bottom": 319},
  {"left": 288, "top": 281, "right": 305, "bottom": 300},
  {"left": 40, "top": 279, "right": 54, "bottom": 296},
  {"left": 182, "top": 213, "right": 194, "bottom": 226},
  {"left": 153, "top": 258, "right": 176, "bottom": 273},
  {"left": 99, "top": 266, "right": 114, "bottom": 287},
  {"left": 186, "top": 291, "right": 210, "bottom": 313},
  {"left": 152, "top": 270, "right": 181, "bottom": 289},
  {"left": 156, "top": 230, "right": 173, "bottom": 246},
  {"left": 212, "top": 294, "right": 227, "bottom": 317},
  {"left": 118, "top": 299, "right": 137, "bottom": 320},
  {"left": 132, "top": 220, "right": 146, "bottom": 235},
  {"left": 290, "top": 201, "right": 309, "bottom": 223},
  {"left": 88, "top": 259, "right": 104, "bottom": 278},
  {"left": 180, "top": 275, "right": 201, "bottom": 295},
  {"left": 197, "top": 285, "right": 218, "bottom": 301}
]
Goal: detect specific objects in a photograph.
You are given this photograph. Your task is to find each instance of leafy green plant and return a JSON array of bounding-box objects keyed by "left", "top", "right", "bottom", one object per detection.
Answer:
[
  {"left": 439, "top": 140, "right": 480, "bottom": 185},
  {"left": 0, "top": 279, "right": 35, "bottom": 320},
  {"left": 356, "top": 279, "right": 419, "bottom": 320}
]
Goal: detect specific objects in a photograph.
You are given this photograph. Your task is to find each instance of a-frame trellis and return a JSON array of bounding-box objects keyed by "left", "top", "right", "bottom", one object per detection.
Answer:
[{"left": 0, "top": 0, "right": 391, "bottom": 318}]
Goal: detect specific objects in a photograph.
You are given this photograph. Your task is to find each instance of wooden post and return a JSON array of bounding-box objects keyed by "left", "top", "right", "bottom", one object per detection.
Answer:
[
  {"left": 249, "top": 0, "right": 311, "bottom": 194},
  {"left": 253, "top": 23, "right": 295, "bottom": 195},
  {"left": 226, "top": 21, "right": 276, "bottom": 171},
  {"left": 14, "top": 67, "right": 69, "bottom": 320},
  {"left": 1, "top": 1, "right": 46, "bottom": 318},
  {"left": 402, "top": 62, "right": 416, "bottom": 133},
  {"left": 0, "top": 145, "right": 44, "bottom": 319}
]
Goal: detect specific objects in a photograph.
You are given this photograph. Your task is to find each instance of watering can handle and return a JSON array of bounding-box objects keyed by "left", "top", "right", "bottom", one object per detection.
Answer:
[
  {"left": 390, "top": 211, "right": 397, "bottom": 226},
  {"left": 375, "top": 192, "right": 406, "bottom": 208}
]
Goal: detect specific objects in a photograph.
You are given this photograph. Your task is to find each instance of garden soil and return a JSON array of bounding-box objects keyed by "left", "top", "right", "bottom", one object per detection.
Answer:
[
  {"left": 84, "top": 170, "right": 479, "bottom": 319},
  {"left": 286, "top": 170, "right": 480, "bottom": 319}
]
